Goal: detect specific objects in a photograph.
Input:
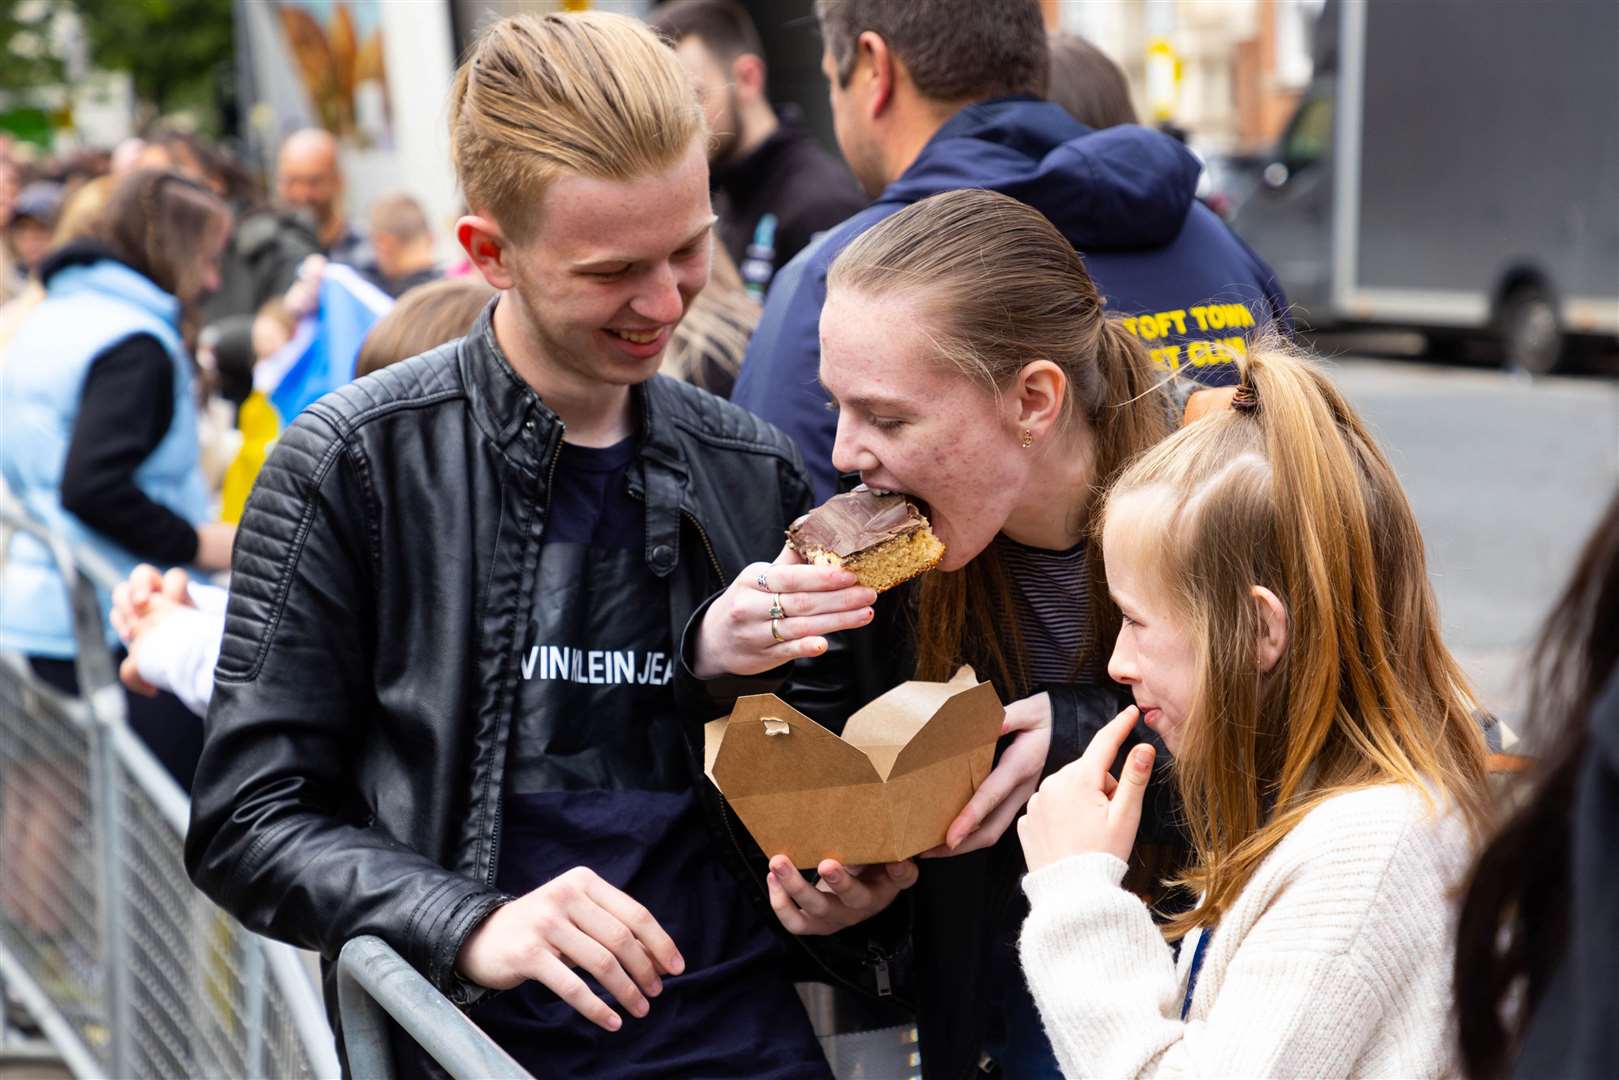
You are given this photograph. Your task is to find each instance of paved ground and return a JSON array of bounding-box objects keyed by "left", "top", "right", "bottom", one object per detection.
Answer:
[{"left": 1322, "top": 344, "right": 1619, "bottom": 742}]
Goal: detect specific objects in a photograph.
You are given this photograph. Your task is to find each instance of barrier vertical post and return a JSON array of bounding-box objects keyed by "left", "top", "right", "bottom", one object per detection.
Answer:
[
  {"left": 336, "top": 958, "right": 396, "bottom": 1080},
  {"left": 88, "top": 701, "right": 132, "bottom": 1077},
  {"left": 242, "top": 937, "right": 267, "bottom": 1077},
  {"left": 1, "top": 502, "right": 340, "bottom": 1079}
]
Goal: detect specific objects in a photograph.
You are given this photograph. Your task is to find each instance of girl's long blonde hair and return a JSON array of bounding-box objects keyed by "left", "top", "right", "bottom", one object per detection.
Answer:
[{"left": 1100, "top": 334, "right": 1490, "bottom": 939}]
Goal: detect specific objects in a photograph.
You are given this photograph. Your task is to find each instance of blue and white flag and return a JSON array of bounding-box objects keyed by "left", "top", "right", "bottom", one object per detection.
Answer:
[{"left": 222, "top": 262, "right": 392, "bottom": 520}]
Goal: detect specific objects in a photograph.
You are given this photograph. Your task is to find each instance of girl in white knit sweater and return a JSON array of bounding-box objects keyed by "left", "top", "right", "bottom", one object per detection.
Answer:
[{"left": 1016, "top": 339, "right": 1491, "bottom": 1078}]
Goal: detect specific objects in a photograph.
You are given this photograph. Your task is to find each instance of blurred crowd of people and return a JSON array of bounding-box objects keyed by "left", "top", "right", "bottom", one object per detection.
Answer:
[{"left": 0, "top": 2, "right": 1611, "bottom": 1079}]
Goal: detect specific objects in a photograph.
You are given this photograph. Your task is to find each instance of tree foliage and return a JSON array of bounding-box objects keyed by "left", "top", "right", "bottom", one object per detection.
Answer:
[
  {"left": 71, "top": 0, "right": 234, "bottom": 117},
  {"left": 1, "top": 0, "right": 233, "bottom": 122},
  {"left": 0, "top": 3, "right": 67, "bottom": 96}
]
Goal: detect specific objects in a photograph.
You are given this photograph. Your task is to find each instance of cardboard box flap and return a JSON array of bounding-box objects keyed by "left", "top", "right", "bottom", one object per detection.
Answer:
[
  {"left": 702, "top": 717, "right": 726, "bottom": 780},
  {"left": 707, "top": 693, "right": 883, "bottom": 797},
  {"left": 842, "top": 665, "right": 989, "bottom": 780},
  {"left": 890, "top": 679, "right": 1002, "bottom": 778}
]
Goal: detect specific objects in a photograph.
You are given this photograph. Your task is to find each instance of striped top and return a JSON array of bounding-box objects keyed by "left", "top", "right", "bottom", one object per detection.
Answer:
[{"left": 995, "top": 535, "right": 1100, "bottom": 690}]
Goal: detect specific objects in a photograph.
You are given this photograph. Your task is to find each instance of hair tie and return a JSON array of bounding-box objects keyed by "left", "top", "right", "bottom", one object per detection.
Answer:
[{"left": 1230, "top": 384, "right": 1259, "bottom": 414}]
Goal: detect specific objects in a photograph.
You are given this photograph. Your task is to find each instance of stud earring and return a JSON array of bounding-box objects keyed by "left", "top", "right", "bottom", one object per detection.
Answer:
[{"left": 1021, "top": 428, "right": 1034, "bottom": 449}]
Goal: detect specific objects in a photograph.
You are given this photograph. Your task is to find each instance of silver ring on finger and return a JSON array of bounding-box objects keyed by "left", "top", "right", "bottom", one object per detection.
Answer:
[
  {"left": 769, "top": 594, "right": 785, "bottom": 620},
  {"left": 756, "top": 569, "right": 771, "bottom": 591},
  {"left": 770, "top": 617, "right": 787, "bottom": 644}
]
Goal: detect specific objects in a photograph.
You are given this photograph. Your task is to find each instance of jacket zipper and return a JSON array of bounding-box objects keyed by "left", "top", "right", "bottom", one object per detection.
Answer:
[
  {"left": 680, "top": 508, "right": 725, "bottom": 582},
  {"left": 627, "top": 491, "right": 897, "bottom": 1003},
  {"left": 870, "top": 943, "right": 893, "bottom": 997},
  {"left": 486, "top": 418, "right": 564, "bottom": 890}
]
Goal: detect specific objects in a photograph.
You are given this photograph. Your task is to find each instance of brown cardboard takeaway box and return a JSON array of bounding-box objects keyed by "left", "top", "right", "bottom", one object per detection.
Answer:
[{"left": 703, "top": 666, "right": 1004, "bottom": 869}]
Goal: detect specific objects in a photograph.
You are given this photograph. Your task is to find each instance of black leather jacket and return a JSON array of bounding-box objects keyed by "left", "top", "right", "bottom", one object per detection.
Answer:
[{"left": 183, "top": 306, "right": 890, "bottom": 1068}]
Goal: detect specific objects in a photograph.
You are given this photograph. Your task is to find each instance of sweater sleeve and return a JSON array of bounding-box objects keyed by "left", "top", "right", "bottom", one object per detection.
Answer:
[
  {"left": 60, "top": 333, "right": 200, "bottom": 565},
  {"left": 1019, "top": 852, "right": 1386, "bottom": 1078},
  {"left": 132, "top": 603, "right": 225, "bottom": 717}
]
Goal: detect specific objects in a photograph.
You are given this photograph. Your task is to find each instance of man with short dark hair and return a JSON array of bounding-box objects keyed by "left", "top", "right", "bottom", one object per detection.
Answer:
[
  {"left": 733, "top": 0, "right": 1287, "bottom": 502},
  {"left": 651, "top": 0, "right": 864, "bottom": 299}
]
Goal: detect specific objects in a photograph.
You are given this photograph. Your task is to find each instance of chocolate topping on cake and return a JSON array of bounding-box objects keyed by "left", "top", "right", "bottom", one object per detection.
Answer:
[{"left": 788, "top": 485, "right": 925, "bottom": 558}]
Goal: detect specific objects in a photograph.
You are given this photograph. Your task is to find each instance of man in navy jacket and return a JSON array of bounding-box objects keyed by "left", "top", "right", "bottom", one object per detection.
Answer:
[{"left": 732, "top": 0, "right": 1288, "bottom": 500}]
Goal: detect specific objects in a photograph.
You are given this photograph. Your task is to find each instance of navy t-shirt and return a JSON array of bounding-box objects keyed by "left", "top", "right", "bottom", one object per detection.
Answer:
[{"left": 470, "top": 436, "right": 829, "bottom": 1079}]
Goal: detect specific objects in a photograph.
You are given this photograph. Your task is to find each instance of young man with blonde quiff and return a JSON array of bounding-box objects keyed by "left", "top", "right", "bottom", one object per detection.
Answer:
[{"left": 185, "top": 14, "right": 896, "bottom": 1077}]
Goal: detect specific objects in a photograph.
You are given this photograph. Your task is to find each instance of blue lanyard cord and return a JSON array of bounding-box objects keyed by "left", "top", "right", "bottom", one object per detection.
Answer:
[{"left": 1180, "top": 929, "right": 1212, "bottom": 1021}]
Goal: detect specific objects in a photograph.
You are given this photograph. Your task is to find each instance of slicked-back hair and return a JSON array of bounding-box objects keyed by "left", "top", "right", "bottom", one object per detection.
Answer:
[
  {"left": 829, "top": 188, "right": 1169, "bottom": 696},
  {"left": 815, "top": 0, "right": 1048, "bottom": 102},
  {"left": 448, "top": 12, "right": 704, "bottom": 241}
]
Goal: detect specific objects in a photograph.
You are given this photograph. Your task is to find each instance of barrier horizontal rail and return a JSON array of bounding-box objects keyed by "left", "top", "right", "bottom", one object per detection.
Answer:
[{"left": 337, "top": 935, "right": 529, "bottom": 1080}]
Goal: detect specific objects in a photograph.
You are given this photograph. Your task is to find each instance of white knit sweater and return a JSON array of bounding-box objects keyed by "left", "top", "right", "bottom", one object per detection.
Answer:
[{"left": 1018, "top": 784, "right": 1473, "bottom": 1078}]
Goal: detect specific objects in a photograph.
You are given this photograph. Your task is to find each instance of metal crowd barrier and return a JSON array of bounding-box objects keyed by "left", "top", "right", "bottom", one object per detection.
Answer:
[
  {"left": 0, "top": 499, "right": 921, "bottom": 1079},
  {"left": 0, "top": 501, "right": 339, "bottom": 1078}
]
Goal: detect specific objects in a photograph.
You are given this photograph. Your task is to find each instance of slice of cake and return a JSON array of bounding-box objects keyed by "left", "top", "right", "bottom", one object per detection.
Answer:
[{"left": 787, "top": 485, "right": 946, "bottom": 592}]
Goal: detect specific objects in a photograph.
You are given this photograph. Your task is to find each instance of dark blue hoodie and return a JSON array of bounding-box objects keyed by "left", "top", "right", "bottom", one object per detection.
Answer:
[{"left": 731, "top": 98, "right": 1289, "bottom": 500}]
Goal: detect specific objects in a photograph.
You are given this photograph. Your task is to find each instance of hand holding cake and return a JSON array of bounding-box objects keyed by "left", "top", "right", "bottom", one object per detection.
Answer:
[
  {"left": 691, "top": 486, "right": 944, "bottom": 678},
  {"left": 695, "top": 548, "right": 873, "bottom": 678}
]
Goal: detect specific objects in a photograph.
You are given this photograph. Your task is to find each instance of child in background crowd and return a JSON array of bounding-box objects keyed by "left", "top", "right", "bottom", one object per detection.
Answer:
[
  {"left": 1016, "top": 338, "right": 1490, "bottom": 1077},
  {"left": 355, "top": 276, "right": 492, "bottom": 377}
]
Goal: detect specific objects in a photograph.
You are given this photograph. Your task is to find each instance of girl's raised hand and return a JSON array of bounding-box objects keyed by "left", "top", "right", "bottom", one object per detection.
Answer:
[
  {"left": 923, "top": 692, "right": 1052, "bottom": 857},
  {"left": 692, "top": 544, "right": 877, "bottom": 678},
  {"left": 1018, "top": 706, "right": 1154, "bottom": 872}
]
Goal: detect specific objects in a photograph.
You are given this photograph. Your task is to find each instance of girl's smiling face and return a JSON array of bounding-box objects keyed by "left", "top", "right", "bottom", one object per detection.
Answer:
[{"left": 1102, "top": 493, "right": 1202, "bottom": 756}]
